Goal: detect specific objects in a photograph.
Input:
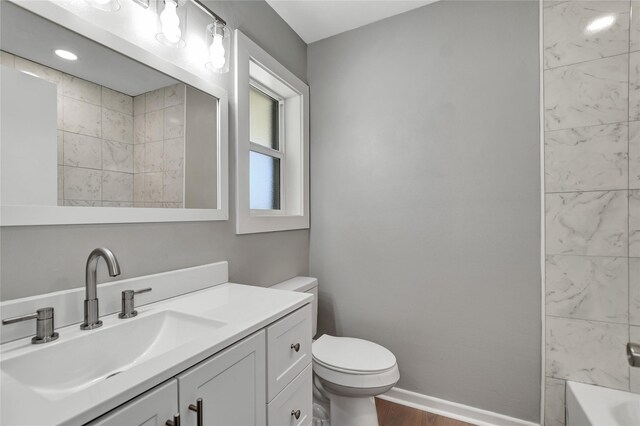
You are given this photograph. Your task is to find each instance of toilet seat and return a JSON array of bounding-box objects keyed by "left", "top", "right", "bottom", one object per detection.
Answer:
[
  {"left": 313, "top": 335, "right": 396, "bottom": 374},
  {"left": 312, "top": 335, "right": 400, "bottom": 390}
]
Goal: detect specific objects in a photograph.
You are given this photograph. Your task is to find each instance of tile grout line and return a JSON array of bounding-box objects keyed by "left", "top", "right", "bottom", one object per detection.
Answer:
[
  {"left": 545, "top": 188, "right": 632, "bottom": 195},
  {"left": 628, "top": 0, "right": 633, "bottom": 392},
  {"left": 540, "top": 1, "right": 547, "bottom": 422},
  {"left": 544, "top": 50, "right": 630, "bottom": 73},
  {"left": 546, "top": 313, "right": 635, "bottom": 327},
  {"left": 545, "top": 118, "right": 632, "bottom": 135},
  {"left": 547, "top": 253, "right": 640, "bottom": 259},
  {"left": 545, "top": 120, "right": 633, "bottom": 135}
]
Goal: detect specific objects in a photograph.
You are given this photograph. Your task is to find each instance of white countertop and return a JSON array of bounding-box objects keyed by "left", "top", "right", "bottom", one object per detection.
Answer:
[{"left": 0, "top": 283, "right": 312, "bottom": 425}]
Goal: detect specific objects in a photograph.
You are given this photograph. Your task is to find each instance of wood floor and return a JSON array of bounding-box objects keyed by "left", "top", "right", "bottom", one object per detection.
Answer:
[{"left": 375, "top": 398, "right": 475, "bottom": 426}]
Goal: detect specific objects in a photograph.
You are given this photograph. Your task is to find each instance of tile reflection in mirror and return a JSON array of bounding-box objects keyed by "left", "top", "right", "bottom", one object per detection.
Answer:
[
  {"left": 0, "top": 0, "right": 220, "bottom": 210},
  {"left": 0, "top": 51, "right": 217, "bottom": 209}
]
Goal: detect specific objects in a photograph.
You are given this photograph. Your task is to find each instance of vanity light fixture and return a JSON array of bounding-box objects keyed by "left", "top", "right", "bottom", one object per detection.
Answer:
[
  {"left": 54, "top": 49, "right": 78, "bottom": 61},
  {"left": 191, "top": 0, "right": 229, "bottom": 74},
  {"left": 85, "top": 0, "right": 121, "bottom": 12},
  {"left": 205, "top": 20, "right": 230, "bottom": 73},
  {"left": 153, "top": 0, "right": 230, "bottom": 72},
  {"left": 156, "top": 0, "right": 186, "bottom": 48}
]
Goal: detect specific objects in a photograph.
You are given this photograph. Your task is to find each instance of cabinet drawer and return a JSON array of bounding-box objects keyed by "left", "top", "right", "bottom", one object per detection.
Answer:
[
  {"left": 267, "top": 364, "right": 312, "bottom": 426},
  {"left": 266, "top": 304, "right": 312, "bottom": 401}
]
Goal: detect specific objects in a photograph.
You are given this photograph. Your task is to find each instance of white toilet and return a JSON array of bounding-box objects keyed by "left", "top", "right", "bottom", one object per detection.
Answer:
[{"left": 271, "top": 277, "right": 400, "bottom": 426}]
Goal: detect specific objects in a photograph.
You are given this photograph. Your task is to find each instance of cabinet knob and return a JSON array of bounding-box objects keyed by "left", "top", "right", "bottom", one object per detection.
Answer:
[
  {"left": 189, "top": 397, "right": 203, "bottom": 426},
  {"left": 291, "top": 409, "right": 301, "bottom": 420},
  {"left": 165, "top": 413, "right": 180, "bottom": 426},
  {"left": 291, "top": 343, "right": 300, "bottom": 352}
]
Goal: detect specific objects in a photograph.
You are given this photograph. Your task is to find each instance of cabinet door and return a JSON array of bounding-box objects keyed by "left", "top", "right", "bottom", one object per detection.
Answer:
[
  {"left": 177, "top": 330, "right": 266, "bottom": 426},
  {"left": 87, "top": 379, "right": 178, "bottom": 426}
]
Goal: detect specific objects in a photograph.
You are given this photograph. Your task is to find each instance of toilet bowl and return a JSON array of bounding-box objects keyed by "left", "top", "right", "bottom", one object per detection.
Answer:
[
  {"left": 312, "top": 334, "right": 400, "bottom": 426},
  {"left": 270, "top": 277, "right": 400, "bottom": 426}
]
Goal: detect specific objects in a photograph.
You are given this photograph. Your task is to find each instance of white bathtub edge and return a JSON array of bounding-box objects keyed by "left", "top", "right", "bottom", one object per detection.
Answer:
[{"left": 566, "top": 381, "right": 640, "bottom": 426}]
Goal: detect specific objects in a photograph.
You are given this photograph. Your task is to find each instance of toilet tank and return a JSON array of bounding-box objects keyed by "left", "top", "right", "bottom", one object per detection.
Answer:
[{"left": 270, "top": 276, "right": 318, "bottom": 336}]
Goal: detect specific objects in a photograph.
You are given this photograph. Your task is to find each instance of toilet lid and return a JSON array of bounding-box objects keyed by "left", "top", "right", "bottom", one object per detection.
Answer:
[{"left": 312, "top": 335, "right": 396, "bottom": 374}]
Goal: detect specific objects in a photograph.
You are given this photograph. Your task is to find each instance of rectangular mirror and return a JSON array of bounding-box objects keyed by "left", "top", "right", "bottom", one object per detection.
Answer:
[{"left": 0, "top": 0, "right": 228, "bottom": 225}]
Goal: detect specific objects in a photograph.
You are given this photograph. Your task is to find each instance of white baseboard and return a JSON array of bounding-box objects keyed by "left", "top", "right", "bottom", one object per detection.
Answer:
[{"left": 378, "top": 387, "right": 540, "bottom": 426}]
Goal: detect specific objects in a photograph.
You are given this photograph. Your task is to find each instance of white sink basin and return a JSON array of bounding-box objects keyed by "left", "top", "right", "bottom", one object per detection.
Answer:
[{"left": 1, "top": 311, "right": 226, "bottom": 400}]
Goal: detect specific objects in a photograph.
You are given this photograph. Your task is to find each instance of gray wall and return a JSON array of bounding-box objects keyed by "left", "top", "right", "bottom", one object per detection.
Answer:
[
  {"left": 0, "top": 0, "right": 309, "bottom": 301},
  {"left": 308, "top": 1, "right": 541, "bottom": 422}
]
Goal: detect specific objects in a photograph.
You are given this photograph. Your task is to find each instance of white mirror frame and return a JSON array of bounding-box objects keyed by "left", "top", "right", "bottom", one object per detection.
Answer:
[{"left": 0, "top": 0, "right": 228, "bottom": 226}]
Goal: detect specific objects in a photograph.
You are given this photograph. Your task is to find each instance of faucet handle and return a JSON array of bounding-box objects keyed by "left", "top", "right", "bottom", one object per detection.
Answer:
[
  {"left": 119, "top": 288, "right": 152, "bottom": 319},
  {"left": 2, "top": 307, "right": 59, "bottom": 344}
]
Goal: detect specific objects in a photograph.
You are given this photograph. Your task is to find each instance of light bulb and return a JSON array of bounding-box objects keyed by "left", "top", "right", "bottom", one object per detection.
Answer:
[
  {"left": 160, "top": 0, "right": 181, "bottom": 44},
  {"left": 86, "top": 0, "right": 121, "bottom": 12},
  {"left": 208, "top": 34, "right": 226, "bottom": 69}
]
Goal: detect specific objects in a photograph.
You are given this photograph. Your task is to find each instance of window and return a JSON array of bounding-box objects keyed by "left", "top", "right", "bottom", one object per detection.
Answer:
[
  {"left": 235, "top": 30, "right": 309, "bottom": 234},
  {"left": 249, "top": 86, "right": 281, "bottom": 210}
]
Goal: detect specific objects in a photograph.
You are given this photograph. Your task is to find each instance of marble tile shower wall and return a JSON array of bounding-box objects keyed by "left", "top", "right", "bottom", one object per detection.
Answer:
[
  {"left": 0, "top": 50, "right": 134, "bottom": 206},
  {"left": 543, "top": 2, "right": 640, "bottom": 425},
  {"left": 132, "top": 84, "right": 185, "bottom": 208},
  {"left": 0, "top": 51, "right": 186, "bottom": 208}
]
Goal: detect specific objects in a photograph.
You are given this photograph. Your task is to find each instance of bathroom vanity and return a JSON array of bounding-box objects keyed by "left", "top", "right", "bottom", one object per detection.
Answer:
[{"left": 0, "top": 262, "right": 313, "bottom": 425}]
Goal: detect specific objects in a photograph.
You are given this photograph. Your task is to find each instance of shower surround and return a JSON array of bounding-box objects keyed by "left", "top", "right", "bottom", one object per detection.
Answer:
[
  {"left": 543, "top": 1, "right": 640, "bottom": 425},
  {"left": 0, "top": 50, "right": 185, "bottom": 208}
]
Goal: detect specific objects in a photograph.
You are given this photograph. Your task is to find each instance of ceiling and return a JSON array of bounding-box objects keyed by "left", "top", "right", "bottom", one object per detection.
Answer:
[
  {"left": 0, "top": 1, "right": 177, "bottom": 96},
  {"left": 265, "top": 0, "right": 437, "bottom": 44}
]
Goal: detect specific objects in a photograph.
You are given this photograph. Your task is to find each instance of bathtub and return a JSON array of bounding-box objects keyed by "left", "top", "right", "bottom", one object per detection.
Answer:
[{"left": 566, "top": 381, "right": 640, "bottom": 426}]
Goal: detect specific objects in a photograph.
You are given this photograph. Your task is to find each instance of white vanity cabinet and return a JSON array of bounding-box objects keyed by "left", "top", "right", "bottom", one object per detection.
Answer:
[
  {"left": 85, "top": 305, "right": 312, "bottom": 426},
  {"left": 177, "top": 330, "right": 266, "bottom": 426},
  {"left": 87, "top": 380, "right": 178, "bottom": 426},
  {"left": 266, "top": 304, "right": 313, "bottom": 426},
  {"left": 88, "top": 331, "right": 266, "bottom": 426}
]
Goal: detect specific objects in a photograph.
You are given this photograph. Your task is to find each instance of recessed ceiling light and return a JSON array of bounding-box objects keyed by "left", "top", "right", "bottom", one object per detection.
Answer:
[{"left": 54, "top": 49, "right": 78, "bottom": 61}]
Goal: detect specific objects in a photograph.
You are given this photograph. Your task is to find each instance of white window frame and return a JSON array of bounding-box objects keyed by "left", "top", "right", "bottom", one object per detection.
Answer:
[{"left": 235, "top": 30, "right": 309, "bottom": 234}]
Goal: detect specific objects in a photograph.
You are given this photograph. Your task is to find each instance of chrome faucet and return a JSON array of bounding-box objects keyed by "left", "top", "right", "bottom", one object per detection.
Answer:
[
  {"left": 628, "top": 342, "right": 640, "bottom": 367},
  {"left": 81, "top": 248, "right": 121, "bottom": 330}
]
